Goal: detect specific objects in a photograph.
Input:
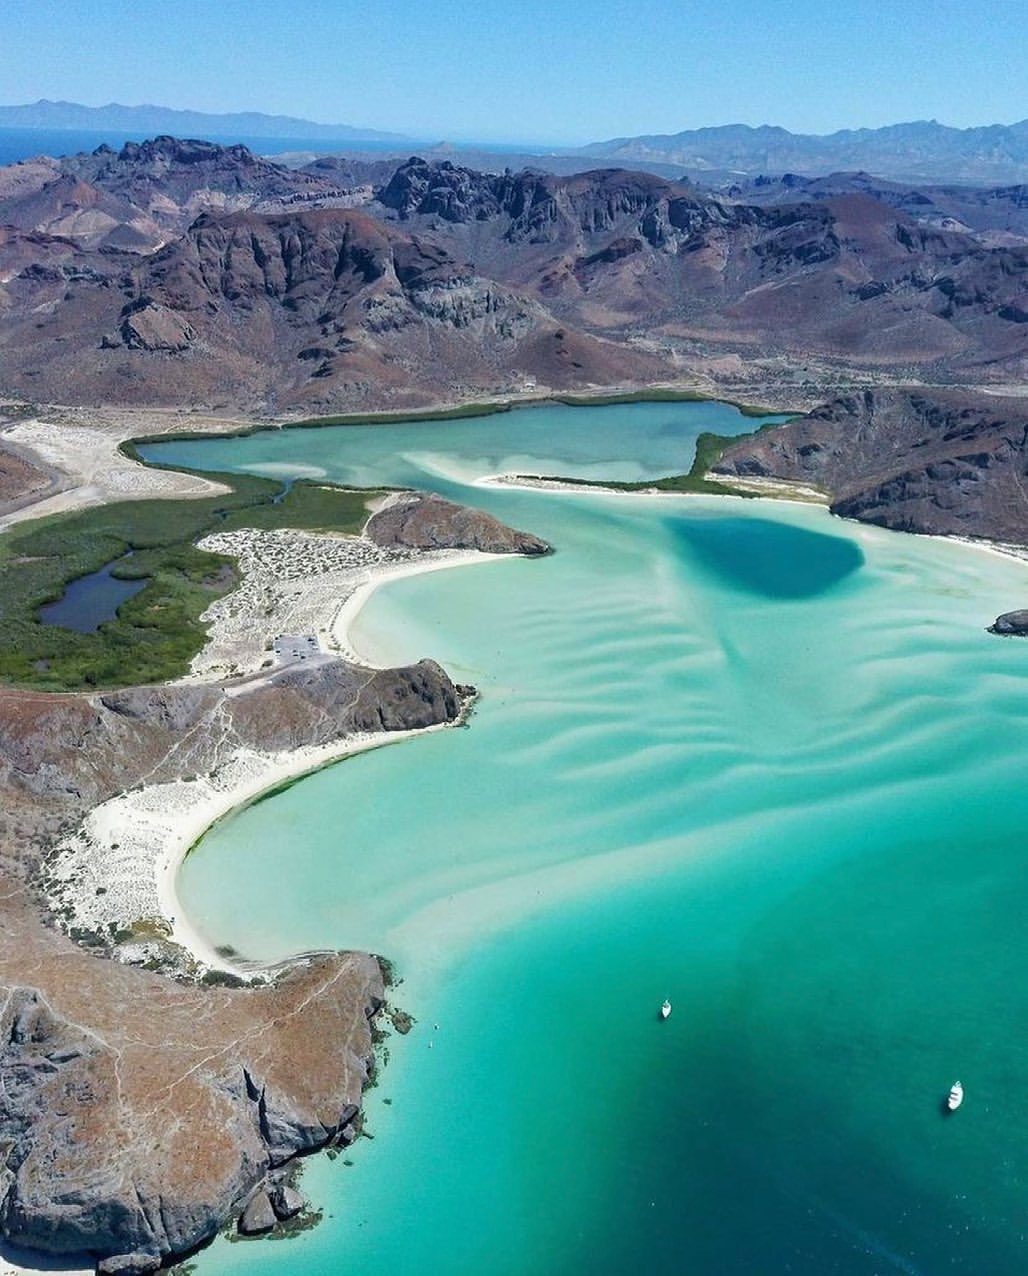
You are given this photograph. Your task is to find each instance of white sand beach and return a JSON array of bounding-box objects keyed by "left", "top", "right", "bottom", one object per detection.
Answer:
[{"left": 44, "top": 524, "right": 509, "bottom": 973}]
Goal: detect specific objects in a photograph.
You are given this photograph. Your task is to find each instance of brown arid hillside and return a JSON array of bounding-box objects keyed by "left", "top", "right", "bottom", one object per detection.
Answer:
[
  {"left": 713, "top": 387, "right": 1028, "bottom": 543},
  {"left": 724, "top": 171, "right": 1028, "bottom": 248},
  {"left": 0, "top": 142, "right": 1027, "bottom": 411}
]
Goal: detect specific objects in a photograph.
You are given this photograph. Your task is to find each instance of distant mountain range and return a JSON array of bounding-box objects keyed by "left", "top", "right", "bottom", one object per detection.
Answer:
[
  {"left": 0, "top": 99, "right": 409, "bottom": 143},
  {"left": 8, "top": 106, "right": 1028, "bottom": 186},
  {"left": 582, "top": 120, "right": 1028, "bottom": 185}
]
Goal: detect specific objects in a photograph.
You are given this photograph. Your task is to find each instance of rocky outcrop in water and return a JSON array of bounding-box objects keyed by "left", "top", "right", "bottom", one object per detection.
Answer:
[
  {"left": 366, "top": 491, "right": 552, "bottom": 556},
  {"left": 713, "top": 388, "right": 1028, "bottom": 544},
  {"left": 988, "top": 609, "right": 1028, "bottom": 635}
]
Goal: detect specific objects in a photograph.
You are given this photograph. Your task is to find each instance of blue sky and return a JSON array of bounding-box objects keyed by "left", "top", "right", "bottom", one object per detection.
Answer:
[{"left": 3, "top": 0, "right": 1026, "bottom": 145}]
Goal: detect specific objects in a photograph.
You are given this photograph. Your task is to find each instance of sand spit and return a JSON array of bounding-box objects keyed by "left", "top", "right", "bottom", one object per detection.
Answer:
[{"left": 479, "top": 471, "right": 831, "bottom": 503}]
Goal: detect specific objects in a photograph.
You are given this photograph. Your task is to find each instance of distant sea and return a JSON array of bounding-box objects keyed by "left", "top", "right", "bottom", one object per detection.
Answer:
[
  {"left": 0, "top": 127, "right": 415, "bottom": 166},
  {"left": 0, "top": 127, "right": 560, "bottom": 166}
]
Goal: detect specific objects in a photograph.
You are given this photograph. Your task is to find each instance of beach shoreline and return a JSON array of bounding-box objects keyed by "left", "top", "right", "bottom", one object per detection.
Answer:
[
  {"left": 483, "top": 470, "right": 1028, "bottom": 566},
  {"left": 43, "top": 534, "right": 508, "bottom": 977}
]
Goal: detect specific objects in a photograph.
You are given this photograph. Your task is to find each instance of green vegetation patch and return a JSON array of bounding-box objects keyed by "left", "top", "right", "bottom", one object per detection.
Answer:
[
  {"left": 218, "top": 482, "right": 378, "bottom": 535},
  {"left": 551, "top": 389, "right": 783, "bottom": 417},
  {"left": 519, "top": 423, "right": 788, "bottom": 497},
  {"left": 291, "top": 400, "right": 514, "bottom": 428},
  {"left": 0, "top": 474, "right": 385, "bottom": 690}
]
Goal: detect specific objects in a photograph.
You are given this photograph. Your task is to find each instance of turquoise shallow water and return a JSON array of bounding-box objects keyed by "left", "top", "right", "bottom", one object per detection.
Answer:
[{"left": 142, "top": 403, "right": 1028, "bottom": 1275}]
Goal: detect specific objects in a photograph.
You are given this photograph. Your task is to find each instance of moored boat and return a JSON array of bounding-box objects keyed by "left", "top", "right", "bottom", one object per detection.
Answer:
[
  {"left": 660, "top": 999, "right": 672, "bottom": 1020},
  {"left": 947, "top": 1081, "right": 963, "bottom": 1111}
]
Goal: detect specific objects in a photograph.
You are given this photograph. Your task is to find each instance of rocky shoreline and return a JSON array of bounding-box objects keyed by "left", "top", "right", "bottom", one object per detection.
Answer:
[
  {"left": 0, "top": 443, "right": 551, "bottom": 1273},
  {"left": 0, "top": 657, "right": 463, "bottom": 1275},
  {"left": 712, "top": 388, "right": 1028, "bottom": 546}
]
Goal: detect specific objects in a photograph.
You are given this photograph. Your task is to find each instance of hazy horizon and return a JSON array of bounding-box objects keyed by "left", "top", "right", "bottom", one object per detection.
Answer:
[
  {"left": 2, "top": 98, "right": 1027, "bottom": 158},
  {"left": 4, "top": 0, "right": 1026, "bottom": 147}
]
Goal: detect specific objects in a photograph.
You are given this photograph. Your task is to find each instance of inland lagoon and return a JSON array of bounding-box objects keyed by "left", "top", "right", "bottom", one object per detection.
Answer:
[
  {"left": 141, "top": 401, "right": 1028, "bottom": 1275},
  {"left": 38, "top": 556, "right": 148, "bottom": 633}
]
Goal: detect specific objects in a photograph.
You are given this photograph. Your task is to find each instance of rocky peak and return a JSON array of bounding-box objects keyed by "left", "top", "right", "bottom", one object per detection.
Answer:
[
  {"left": 377, "top": 156, "right": 508, "bottom": 222},
  {"left": 115, "top": 135, "right": 263, "bottom": 170}
]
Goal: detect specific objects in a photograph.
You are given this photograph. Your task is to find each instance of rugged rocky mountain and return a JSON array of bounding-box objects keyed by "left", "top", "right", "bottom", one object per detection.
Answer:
[
  {"left": 713, "top": 388, "right": 1028, "bottom": 542},
  {"left": 0, "top": 656, "right": 463, "bottom": 1272},
  {"left": 0, "top": 197, "right": 665, "bottom": 409},
  {"left": 724, "top": 171, "right": 1028, "bottom": 248},
  {"left": 366, "top": 491, "right": 552, "bottom": 554},
  {"left": 582, "top": 119, "right": 1028, "bottom": 185},
  {"left": 0, "top": 136, "right": 365, "bottom": 252},
  {"left": 1, "top": 146, "right": 1027, "bottom": 411}
]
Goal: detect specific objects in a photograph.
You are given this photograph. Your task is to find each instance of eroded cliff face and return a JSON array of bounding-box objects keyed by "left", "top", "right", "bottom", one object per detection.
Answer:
[
  {"left": 713, "top": 389, "right": 1028, "bottom": 543},
  {"left": 0, "top": 925, "right": 380, "bottom": 1274},
  {"left": 0, "top": 656, "right": 463, "bottom": 1272}
]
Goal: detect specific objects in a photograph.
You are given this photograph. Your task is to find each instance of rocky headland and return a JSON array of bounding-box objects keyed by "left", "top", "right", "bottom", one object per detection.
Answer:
[
  {"left": 0, "top": 659, "right": 460, "bottom": 1274},
  {"left": 712, "top": 388, "right": 1028, "bottom": 544},
  {"left": 0, "top": 446, "right": 550, "bottom": 1273},
  {"left": 366, "top": 490, "right": 552, "bottom": 556}
]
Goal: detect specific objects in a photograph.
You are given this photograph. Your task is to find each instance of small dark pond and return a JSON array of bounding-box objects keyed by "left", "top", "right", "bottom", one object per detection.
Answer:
[{"left": 38, "top": 559, "right": 149, "bottom": 633}]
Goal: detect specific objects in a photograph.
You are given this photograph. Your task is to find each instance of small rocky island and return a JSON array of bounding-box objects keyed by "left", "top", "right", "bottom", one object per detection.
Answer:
[
  {"left": 988, "top": 610, "right": 1028, "bottom": 636},
  {"left": 0, "top": 476, "right": 550, "bottom": 1274}
]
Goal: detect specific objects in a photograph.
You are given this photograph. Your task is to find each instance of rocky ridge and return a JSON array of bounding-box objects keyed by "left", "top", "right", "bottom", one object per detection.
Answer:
[
  {"left": 580, "top": 119, "right": 1028, "bottom": 186},
  {"left": 712, "top": 388, "right": 1028, "bottom": 543},
  {"left": 3, "top": 145, "right": 1028, "bottom": 411}
]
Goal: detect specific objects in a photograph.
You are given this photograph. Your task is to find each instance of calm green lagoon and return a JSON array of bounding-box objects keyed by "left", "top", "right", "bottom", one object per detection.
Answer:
[{"left": 142, "top": 402, "right": 1028, "bottom": 1275}]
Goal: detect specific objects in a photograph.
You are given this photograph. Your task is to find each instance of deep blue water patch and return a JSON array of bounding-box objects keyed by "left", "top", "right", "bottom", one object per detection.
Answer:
[
  {"left": 39, "top": 560, "right": 148, "bottom": 633},
  {"left": 672, "top": 514, "right": 864, "bottom": 599}
]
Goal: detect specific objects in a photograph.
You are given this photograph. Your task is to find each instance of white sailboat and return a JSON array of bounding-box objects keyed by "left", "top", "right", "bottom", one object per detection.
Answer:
[{"left": 660, "top": 999, "right": 672, "bottom": 1020}]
